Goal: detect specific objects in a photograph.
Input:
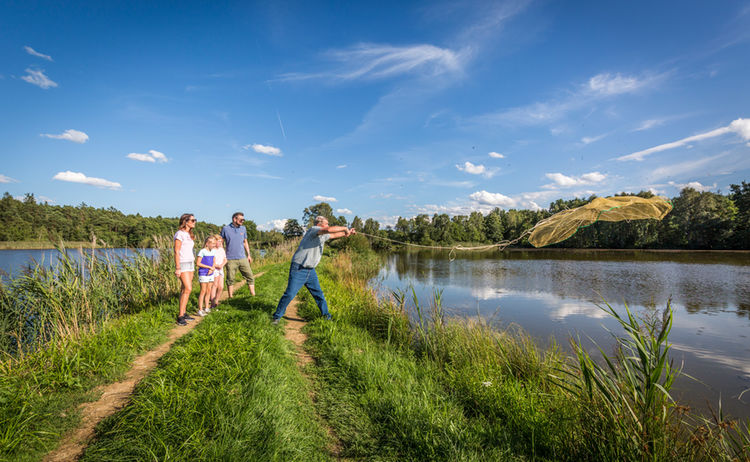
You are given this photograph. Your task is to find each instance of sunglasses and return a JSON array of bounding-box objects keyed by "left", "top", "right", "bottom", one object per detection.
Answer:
[{"left": 189, "top": 218, "right": 197, "bottom": 222}]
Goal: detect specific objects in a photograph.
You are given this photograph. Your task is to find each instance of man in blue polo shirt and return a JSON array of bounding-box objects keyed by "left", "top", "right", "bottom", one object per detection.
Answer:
[
  {"left": 272, "top": 216, "right": 356, "bottom": 323},
  {"left": 221, "top": 212, "right": 255, "bottom": 297}
]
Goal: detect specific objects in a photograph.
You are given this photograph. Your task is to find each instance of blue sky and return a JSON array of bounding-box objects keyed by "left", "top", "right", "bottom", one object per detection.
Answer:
[{"left": 1, "top": 0, "right": 749, "bottom": 230}]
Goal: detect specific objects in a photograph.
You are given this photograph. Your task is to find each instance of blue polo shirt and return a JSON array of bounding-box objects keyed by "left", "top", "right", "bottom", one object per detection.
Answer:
[{"left": 221, "top": 223, "right": 247, "bottom": 260}]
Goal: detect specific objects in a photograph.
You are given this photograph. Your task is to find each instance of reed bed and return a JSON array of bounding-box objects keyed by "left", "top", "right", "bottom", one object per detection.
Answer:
[
  {"left": 0, "top": 238, "right": 178, "bottom": 359},
  {"left": 305, "top": 249, "right": 750, "bottom": 461}
]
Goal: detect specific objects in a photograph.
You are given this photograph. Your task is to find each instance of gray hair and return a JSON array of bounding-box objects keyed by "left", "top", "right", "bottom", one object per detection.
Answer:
[{"left": 314, "top": 216, "right": 328, "bottom": 225}]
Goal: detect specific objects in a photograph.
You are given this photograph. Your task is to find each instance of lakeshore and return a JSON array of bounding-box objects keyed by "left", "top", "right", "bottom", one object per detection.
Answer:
[{"left": 1, "top": 245, "right": 749, "bottom": 460}]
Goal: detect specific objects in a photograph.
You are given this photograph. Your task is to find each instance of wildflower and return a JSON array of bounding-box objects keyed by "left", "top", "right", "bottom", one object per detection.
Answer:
[{"left": 481, "top": 381, "right": 492, "bottom": 387}]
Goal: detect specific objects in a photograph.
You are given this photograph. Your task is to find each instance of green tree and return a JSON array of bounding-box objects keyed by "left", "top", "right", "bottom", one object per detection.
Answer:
[
  {"left": 283, "top": 219, "right": 304, "bottom": 239},
  {"left": 302, "top": 202, "right": 335, "bottom": 227}
]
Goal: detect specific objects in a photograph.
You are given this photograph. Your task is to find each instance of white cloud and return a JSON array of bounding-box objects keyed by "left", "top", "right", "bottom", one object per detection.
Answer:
[
  {"left": 244, "top": 143, "right": 282, "bottom": 156},
  {"left": 258, "top": 219, "right": 288, "bottom": 231},
  {"left": 668, "top": 181, "right": 716, "bottom": 192},
  {"left": 23, "top": 46, "right": 52, "bottom": 61},
  {"left": 488, "top": 151, "right": 504, "bottom": 158},
  {"left": 336, "top": 164, "right": 347, "bottom": 169},
  {"left": 633, "top": 118, "right": 666, "bottom": 131},
  {"left": 647, "top": 152, "right": 729, "bottom": 181},
  {"left": 21, "top": 68, "right": 57, "bottom": 89},
  {"left": 40, "top": 129, "right": 89, "bottom": 143},
  {"left": 543, "top": 171, "right": 606, "bottom": 189},
  {"left": 581, "top": 133, "right": 607, "bottom": 145},
  {"left": 53, "top": 171, "right": 121, "bottom": 190},
  {"left": 127, "top": 149, "right": 168, "bottom": 163},
  {"left": 587, "top": 73, "right": 645, "bottom": 96},
  {"left": 472, "top": 71, "right": 660, "bottom": 128},
  {"left": 456, "top": 161, "right": 498, "bottom": 178},
  {"left": 336, "top": 208, "right": 353, "bottom": 215},
  {"left": 469, "top": 190, "right": 517, "bottom": 208},
  {"left": 0, "top": 174, "right": 19, "bottom": 183},
  {"left": 280, "top": 43, "right": 465, "bottom": 82},
  {"left": 313, "top": 195, "right": 337, "bottom": 202},
  {"left": 617, "top": 118, "right": 750, "bottom": 161}
]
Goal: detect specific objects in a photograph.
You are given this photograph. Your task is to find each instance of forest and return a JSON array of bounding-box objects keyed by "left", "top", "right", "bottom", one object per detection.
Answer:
[
  {"left": 288, "top": 182, "right": 750, "bottom": 250},
  {"left": 2, "top": 182, "right": 749, "bottom": 250}
]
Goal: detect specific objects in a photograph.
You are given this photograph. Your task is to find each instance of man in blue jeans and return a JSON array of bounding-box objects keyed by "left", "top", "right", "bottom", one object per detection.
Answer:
[{"left": 272, "top": 216, "right": 356, "bottom": 323}]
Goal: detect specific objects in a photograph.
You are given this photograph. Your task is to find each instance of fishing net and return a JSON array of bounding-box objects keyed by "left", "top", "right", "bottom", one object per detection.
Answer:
[{"left": 528, "top": 196, "right": 673, "bottom": 248}]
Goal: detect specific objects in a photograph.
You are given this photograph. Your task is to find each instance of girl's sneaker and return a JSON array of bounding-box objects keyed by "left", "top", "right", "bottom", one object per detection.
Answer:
[
  {"left": 176, "top": 316, "right": 187, "bottom": 326},
  {"left": 184, "top": 314, "right": 195, "bottom": 321},
  {"left": 205, "top": 307, "right": 211, "bottom": 313},
  {"left": 197, "top": 309, "right": 207, "bottom": 316}
]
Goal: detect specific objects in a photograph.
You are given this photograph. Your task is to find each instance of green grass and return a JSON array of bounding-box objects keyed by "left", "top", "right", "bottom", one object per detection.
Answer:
[
  {"left": 0, "top": 301, "right": 179, "bottom": 462},
  {"left": 81, "top": 262, "right": 329, "bottom": 461}
]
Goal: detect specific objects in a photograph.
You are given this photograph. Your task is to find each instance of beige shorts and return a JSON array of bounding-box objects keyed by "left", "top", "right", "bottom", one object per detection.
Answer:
[{"left": 225, "top": 258, "right": 254, "bottom": 284}]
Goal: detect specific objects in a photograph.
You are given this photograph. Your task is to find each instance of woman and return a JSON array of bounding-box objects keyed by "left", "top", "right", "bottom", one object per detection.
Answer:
[{"left": 174, "top": 213, "right": 196, "bottom": 325}]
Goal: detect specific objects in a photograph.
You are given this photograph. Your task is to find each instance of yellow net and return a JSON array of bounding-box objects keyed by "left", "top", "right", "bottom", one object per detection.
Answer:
[{"left": 528, "top": 196, "right": 673, "bottom": 248}]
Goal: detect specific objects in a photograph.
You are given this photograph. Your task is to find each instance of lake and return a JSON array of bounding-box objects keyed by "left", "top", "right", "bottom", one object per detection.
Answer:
[
  {"left": 0, "top": 248, "right": 160, "bottom": 280},
  {"left": 370, "top": 249, "right": 750, "bottom": 420}
]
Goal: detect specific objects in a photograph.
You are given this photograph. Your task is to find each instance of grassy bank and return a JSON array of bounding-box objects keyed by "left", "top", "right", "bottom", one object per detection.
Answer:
[
  {"left": 300, "top": 250, "right": 750, "bottom": 461},
  {"left": 80, "top": 262, "right": 329, "bottom": 461},
  {"left": 0, "top": 242, "right": 279, "bottom": 461}
]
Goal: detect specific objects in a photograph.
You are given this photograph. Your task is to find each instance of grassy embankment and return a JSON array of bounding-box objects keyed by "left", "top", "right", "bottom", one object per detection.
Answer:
[
  {"left": 0, "top": 241, "right": 286, "bottom": 462},
  {"left": 3, "top": 241, "right": 749, "bottom": 461},
  {"left": 298, "top": 250, "right": 750, "bottom": 461}
]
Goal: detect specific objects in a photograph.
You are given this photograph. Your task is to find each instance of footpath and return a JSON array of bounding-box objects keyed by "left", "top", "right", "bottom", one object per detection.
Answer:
[{"left": 44, "top": 276, "right": 263, "bottom": 462}]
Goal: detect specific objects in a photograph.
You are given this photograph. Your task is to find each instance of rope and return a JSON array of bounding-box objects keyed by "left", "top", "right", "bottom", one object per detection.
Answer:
[{"left": 357, "top": 229, "right": 535, "bottom": 261}]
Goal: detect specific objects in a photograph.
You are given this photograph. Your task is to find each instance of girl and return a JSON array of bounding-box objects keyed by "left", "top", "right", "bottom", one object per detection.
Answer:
[
  {"left": 174, "top": 213, "right": 196, "bottom": 326},
  {"left": 196, "top": 236, "right": 217, "bottom": 316},
  {"left": 210, "top": 234, "right": 227, "bottom": 309}
]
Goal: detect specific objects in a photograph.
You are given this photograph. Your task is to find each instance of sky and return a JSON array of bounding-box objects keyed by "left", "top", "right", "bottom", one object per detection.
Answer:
[{"left": 1, "top": 0, "right": 749, "bottom": 231}]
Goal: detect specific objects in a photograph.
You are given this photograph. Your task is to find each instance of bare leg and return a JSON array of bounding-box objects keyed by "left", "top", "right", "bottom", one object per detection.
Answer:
[
  {"left": 249, "top": 283, "right": 255, "bottom": 296},
  {"left": 178, "top": 272, "right": 193, "bottom": 317}
]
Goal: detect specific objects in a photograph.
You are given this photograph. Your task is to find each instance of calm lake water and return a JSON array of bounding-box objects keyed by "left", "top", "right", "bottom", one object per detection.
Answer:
[
  {"left": 370, "top": 249, "right": 750, "bottom": 420},
  {"left": 0, "top": 248, "right": 160, "bottom": 279}
]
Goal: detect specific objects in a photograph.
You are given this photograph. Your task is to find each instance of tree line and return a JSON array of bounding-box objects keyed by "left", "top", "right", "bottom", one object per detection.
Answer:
[
  {"left": 283, "top": 183, "right": 750, "bottom": 250},
  {"left": 3, "top": 182, "right": 748, "bottom": 250}
]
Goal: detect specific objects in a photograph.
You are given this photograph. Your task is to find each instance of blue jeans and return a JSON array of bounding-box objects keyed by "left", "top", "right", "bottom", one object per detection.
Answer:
[{"left": 272, "top": 263, "right": 331, "bottom": 320}]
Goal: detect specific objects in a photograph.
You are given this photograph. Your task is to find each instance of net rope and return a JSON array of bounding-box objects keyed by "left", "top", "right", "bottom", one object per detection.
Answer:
[{"left": 356, "top": 195, "right": 673, "bottom": 260}]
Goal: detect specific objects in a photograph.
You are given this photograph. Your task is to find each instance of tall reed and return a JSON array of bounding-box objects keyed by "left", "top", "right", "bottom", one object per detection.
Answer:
[{"left": 0, "top": 238, "right": 178, "bottom": 359}]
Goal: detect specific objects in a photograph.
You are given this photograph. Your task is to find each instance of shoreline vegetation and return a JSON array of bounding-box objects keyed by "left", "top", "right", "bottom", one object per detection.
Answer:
[
  {"left": 1, "top": 240, "right": 748, "bottom": 460},
  {"left": 3, "top": 181, "right": 750, "bottom": 252}
]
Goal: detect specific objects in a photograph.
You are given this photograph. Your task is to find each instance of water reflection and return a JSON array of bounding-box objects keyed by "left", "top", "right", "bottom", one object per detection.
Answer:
[{"left": 371, "top": 249, "right": 750, "bottom": 419}]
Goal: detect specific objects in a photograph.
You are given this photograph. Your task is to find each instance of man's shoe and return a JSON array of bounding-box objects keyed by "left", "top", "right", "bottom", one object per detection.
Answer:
[
  {"left": 271, "top": 318, "right": 280, "bottom": 325},
  {"left": 176, "top": 316, "right": 187, "bottom": 326},
  {"left": 184, "top": 314, "right": 195, "bottom": 321}
]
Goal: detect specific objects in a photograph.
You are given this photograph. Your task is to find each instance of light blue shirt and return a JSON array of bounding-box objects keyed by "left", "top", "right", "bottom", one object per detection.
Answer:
[
  {"left": 291, "top": 227, "right": 331, "bottom": 268},
  {"left": 221, "top": 223, "right": 247, "bottom": 260}
]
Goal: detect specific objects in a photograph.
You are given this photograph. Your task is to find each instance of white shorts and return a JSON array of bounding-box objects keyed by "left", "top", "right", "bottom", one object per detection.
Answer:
[
  {"left": 180, "top": 261, "right": 194, "bottom": 272},
  {"left": 213, "top": 269, "right": 224, "bottom": 278},
  {"left": 199, "top": 274, "right": 215, "bottom": 283}
]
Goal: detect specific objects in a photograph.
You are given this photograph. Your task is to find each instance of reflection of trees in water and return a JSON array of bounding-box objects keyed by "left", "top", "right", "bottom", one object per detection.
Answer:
[{"left": 381, "top": 250, "right": 749, "bottom": 315}]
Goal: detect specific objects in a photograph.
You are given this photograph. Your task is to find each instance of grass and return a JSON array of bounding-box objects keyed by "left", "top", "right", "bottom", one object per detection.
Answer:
[
  {"left": 3, "top": 241, "right": 749, "bottom": 461},
  {"left": 0, "top": 241, "right": 284, "bottom": 461},
  {"left": 301, "top": 249, "right": 750, "bottom": 461},
  {"left": 0, "top": 301, "right": 179, "bottom": 462},
  {"left": 80, "top": 263, "right": 329, "bottom": 461}
]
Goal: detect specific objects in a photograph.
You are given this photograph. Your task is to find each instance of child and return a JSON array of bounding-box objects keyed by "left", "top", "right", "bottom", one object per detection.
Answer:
[
  {"left": 210, "top": 234, "right": 227, "bottom": 309},
  {"left": 196, "top": 236, "right": 216, "bottom": 316}
]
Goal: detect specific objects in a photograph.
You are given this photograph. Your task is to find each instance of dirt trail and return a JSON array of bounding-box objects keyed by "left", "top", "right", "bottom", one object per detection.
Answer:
[
  {"left": 44, "top": 275, "right": 263, "bottom": 462},
  {"left": 281, "top": 299, "right": 344, "bottom": 459}
]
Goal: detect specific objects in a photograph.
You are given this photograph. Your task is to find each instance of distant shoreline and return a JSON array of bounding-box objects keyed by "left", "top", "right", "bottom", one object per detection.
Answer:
[{"left": 0, "top": 241, "right": 118, "bottom": 250}]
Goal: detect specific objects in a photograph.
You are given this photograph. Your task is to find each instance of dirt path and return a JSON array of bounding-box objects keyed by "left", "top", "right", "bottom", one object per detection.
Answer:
[
  {"left": 44, "top": 275, "right": 264, "bottom": 462},
  {"left": 281, "top": 299, "right": 344, "bottom": 459}
]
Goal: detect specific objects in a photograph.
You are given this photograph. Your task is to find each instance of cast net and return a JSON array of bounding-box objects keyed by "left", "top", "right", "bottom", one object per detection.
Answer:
[{"left": 527, "top": 195, "right": 673, "bottom": 248}]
